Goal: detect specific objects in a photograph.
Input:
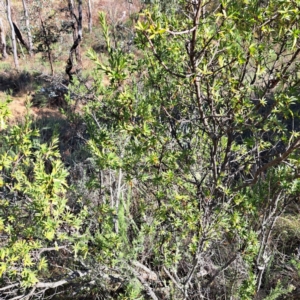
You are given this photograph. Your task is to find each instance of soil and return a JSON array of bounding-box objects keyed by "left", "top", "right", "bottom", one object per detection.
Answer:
[{"left": 0, "top": 0, "right": 141, "bottom": 124}]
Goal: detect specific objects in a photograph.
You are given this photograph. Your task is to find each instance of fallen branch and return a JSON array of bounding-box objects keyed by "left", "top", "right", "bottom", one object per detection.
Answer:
[
  {"left": 130, "top": 266, "right": 159, "bottom": 300},
  {"left": 35, "top": 270, "right": 89, "bottom": 289}
]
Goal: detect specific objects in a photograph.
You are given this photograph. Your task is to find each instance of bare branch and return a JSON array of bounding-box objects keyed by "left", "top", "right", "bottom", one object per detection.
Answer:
[
  {"left": 129, "top": 266, "right": 159, "bottom": 300},
  {"left": 167, "top": 26, "right": 197, "bottom": 35},
  {"left": 0, "top": 283, "right": 19, "bottom": 291},
  {"left": 37, "top": 245, "right": 70, "bottom": 258},
  {"left": 35, "top": 270, "right": 89, "bottom": 289},
  {"left": 132, "top": 261, "right": 158, "bottom": 281},
  {"left": 163, "top": 266, "right": 186, "bottom": 297}
]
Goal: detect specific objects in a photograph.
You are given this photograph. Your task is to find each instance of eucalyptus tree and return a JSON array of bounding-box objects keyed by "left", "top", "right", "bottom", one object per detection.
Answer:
[
  {"left": 6, "top": 0, "right": 18, "bottom": 68},
  {"left": 0, "top": 17, "right": 7, "bottom": 59},
  {"left": 87, "top": 0, "right": 92, "bottom": 33},
  {"left": 22, "top": 0, "right": 33, "bottom": 56}
]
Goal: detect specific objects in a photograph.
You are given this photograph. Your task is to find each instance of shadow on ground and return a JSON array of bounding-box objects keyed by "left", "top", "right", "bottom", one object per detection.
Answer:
[{"left": 0, "top": 70, "right": 43, "bottom": 96}]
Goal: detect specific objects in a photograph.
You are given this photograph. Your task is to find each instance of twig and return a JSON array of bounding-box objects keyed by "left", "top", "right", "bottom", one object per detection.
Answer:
[
  {"left": 167, "top": 26, "right": 197, "bottom": 35},
  {"left": 0, "top": 283, "right": 19, "bottom": 291},
  {"left": 130, "top": 266, "right": 159, "bottom": 300},
  {"left": 163, "top": 266, "right": 185, "bottom": 295},
  {"left": 35, "top": 270, "right": 89, "bottom": 289}
]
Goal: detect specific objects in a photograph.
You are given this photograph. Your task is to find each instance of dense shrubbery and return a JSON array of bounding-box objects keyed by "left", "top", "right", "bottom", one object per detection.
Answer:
[{"left": 2, "top": 0, "right": 300, "bottom": 299}]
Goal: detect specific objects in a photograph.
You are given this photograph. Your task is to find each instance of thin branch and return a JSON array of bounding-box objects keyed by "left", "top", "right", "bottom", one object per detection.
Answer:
[
  {"left": 37, "top": 245, "right": 70, "bottom": 258},
  {"left": 163, "top": 266, "right": 185, "bottom": 296},
  {"left": 184, "top": 235, "right": 205, "bottom": 289},
  {"left": 35, "top": 270, "right": 89, "bottom": 289},
  {"left": 203, "top": 253, "right": 239, "bottom": 288},
  {"left": 133, "top": 261, "right": 157, "bottom": 281},
  {"left": 22, "top": 286, "right": 36, "bottom": 300},
  {"left": 130, "top": 266, "right": 159, "bottom": 300},
  {"left": 0, "top": 283, "right": 19, "bottom": 291},
  {"left": 167, "top": 26, "right": 197, "bottom": 35},
  {"left": 236, "top": 136, "right": 300, "bottom": 190},
  {"left": 143, "top": 33, "right": 193, "bottom": 79},
  {"left": 258, "top": 13, "right": 279, "bottom": 29}
]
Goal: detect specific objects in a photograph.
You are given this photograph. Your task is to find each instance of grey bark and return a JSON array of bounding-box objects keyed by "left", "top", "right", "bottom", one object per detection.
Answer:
[
  {"left": 22, "top": 0, "right": 33, "bottom": 55},
  {"left": 87, "top": 0, "right": 92, "bottom": 32},
  {"left": 6, "top": 0, "right": 18, "bottom": 68}
]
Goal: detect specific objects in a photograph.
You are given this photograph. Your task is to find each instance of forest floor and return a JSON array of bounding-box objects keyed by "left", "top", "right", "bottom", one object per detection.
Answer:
[{"left": 1, "top": 0, "right": 141, "bottom": 123}]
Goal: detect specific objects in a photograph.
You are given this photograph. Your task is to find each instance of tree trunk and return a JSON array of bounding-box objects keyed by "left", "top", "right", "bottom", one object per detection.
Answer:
[
  {"left": 66, "top": 0, "right": 82, "bottom": 82},
  {"left": 22, "top": 0, "right": 33, "bottom": 56},
  {"left": 77, "top": 0, "right": 82, "bottom": 64},
  {"left": 6, "top": 0, "right": 18, "bottom": 68},
  {"left": 87, "top": 0, "right": 92, "bottom": 33},
  {"left": 0, "top": 17, "right": 7, "bottom": 60},
  {"left": 39, "top": 13, "right": 54, "bottom": 76},
  {"left": 13, "top": 22, "right": 29, "bottom": 52}
]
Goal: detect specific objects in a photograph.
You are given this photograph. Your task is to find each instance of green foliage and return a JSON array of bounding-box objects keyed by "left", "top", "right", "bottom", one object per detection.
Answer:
[
  {"left": 290, "top": 257, "right": 300, "bottom": 278},
  {"left": 0, "top": 106, "right": 87, "bottom": 288},
  {"left": 83, "top": 1, "right": 300, "bottom": 298},
  {"left": 263, "top": 281, "right": 295, "bottom": 300},
  {"left": 238, "top": 272, "right": 257, "bottom": 300},
  {"left": 117, "top": 279, "right": 143, "bottom": 300},
  {"left": 3, "top": 0, "right": 300, "bottom": 298},
  {"left": 0, "top": 95, "right": 12, "bottom": 130}
]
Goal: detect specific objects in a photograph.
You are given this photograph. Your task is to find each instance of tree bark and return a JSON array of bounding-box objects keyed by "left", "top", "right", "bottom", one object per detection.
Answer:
[
  {"left": 39, "top": 13, "right": 54, "bottom": 76},
  {"left": 0, "top": 17, "right": 7, "bottom": 59},
  {"left": 22, "top": 0, "right": 33, "bottom": 56},
  {"left": 75, "top": 0, "right": 82, "bottom": 66},
  {"left": 66, "top": 0, "right": 82, "bottom": 82},
  {"left": 6, "top": 0, "right": 18, "bottom": 68},
  {"left": 87, "top": 0, "right": 92, "bottom": 33},
  {"left": 13, "top": 22, "right": 29, "bottom": 51}
]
